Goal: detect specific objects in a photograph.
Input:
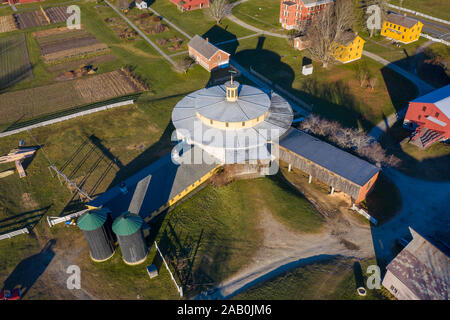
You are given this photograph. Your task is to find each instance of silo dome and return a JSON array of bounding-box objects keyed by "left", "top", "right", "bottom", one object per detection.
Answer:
[
  {"left": 78, "top": 208, "right": 115, "bottom": 262},
  {"left": 112, "top": 212, "right": 148, "bottom": 265}
]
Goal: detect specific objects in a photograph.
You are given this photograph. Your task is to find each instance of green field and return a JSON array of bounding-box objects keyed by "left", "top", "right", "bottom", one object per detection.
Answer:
[
  {"left": 0, "top": 33, "right": 33, "bottom": 91},
  {"left": 232, "top": 257, "right": 392, "bottom": 300},
  {"left": 390, "top": 0, "right": 450, "bottom": 21},
  {"left": 232, "top": 0, "right": 285, "bottom": 34},
  {"left": 150, "top": 0, "right": 255, "bottom": 39}
]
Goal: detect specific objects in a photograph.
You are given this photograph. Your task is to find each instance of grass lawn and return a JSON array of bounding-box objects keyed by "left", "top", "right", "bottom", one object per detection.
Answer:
[
  {"left": 230, "top": 36, "right": 418, "bottom": 130},
  {"left": 232, "top": 0, "right": 285, "bottom": 34},
  {"left": 0, "top": 33, "right": 33, "bottom": 91},
  {"left": 150, "top": 0, "right": 255, "bottom": 39},
  {"left": 390, "top": 0, "right": 450, "bottom": 21},
  {"left": 232, "top": 257, "right": 392, "bottom": 300},
  {"left": 152, "top": 177, "right": 323, "bottom": 297}
]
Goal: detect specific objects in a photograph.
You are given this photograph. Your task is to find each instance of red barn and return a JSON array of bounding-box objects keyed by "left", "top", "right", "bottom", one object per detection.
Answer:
[
  {"left": 403, "top": 84, "right": 450, "bottom": 149},
  {"left": 170, "top": 0, "right": 209, "bottom": 11},
  {"left": 279, "top": 0, "right": 333, "bottom": 30},
  {"left": 188, "top": 35, "right": 230, "bottom": 72}
]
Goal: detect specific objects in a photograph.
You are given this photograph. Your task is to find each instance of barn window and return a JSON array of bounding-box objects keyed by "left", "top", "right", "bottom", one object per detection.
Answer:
[
  {"left": 218, "top": 54, "right": 221, "bottom": 61},
  {"left": 242, "top": 122, "right": 245, "bottom": 127},
  {"left": 418, "top": 115, "right": 422, "bottom": 120},
  {"left": 226, "top": 122, "right": 229, "bottom": 127},
  {"left": 423, "top": 106, "right": 427, "bottom": 111},
  {"left": 435, "top": 112, "right": 440, "bottom": 117},
  {"left": 390, "top": 285, "right": 398, "bottom": 294},
  {"left": 210, "top": 119, "right": 213, "bottom": 125}
]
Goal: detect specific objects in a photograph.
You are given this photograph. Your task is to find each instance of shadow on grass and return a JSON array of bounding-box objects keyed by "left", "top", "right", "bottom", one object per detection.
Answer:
[
  {"left": 2, "top": 239, "right": 55, "bottom": 298},
  {"left": 0, "top": 205, "right": 51, "bottom": 234},
  {"left": 379, "top": 122, "right": 450, "bottom": 181}
]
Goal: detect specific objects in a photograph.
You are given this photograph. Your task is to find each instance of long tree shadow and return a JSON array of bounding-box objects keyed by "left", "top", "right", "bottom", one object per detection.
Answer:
[
  {"left": 2, "top": 239, "right": 55, "bottom": 298},
  {"left": 230, "top": 36, "right": 372, "bottom": 130},
  {"left": 0, "top": 206, "right": 51, "bottom": 234}
]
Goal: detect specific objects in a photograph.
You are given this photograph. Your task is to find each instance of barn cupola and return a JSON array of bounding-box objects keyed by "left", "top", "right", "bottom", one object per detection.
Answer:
[{"left": 225, "top": 72, "right": 239, "bottom": 102}]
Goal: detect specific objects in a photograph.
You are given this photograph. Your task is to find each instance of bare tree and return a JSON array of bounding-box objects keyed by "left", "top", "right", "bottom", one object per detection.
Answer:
[
  {"left": 305, "top": 0, "right": 355, "bottom": 68},
  {"left": 368, "top": 77, "right": 378, "bottom": 90},
  {"left": 208, "top": 0, "right": 230, "bottom": 24},
  {"left": 299, "top": 114, "right": 400, "bottom": 167},
  {"left": 357, "top": 69, "right": 368, "bottom": 87}
]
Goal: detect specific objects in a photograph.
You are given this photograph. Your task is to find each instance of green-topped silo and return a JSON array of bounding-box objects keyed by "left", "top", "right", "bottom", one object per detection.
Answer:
[
  {"left": 78, "top": 208, "right": 115, "bottom": 262},
  {"left": 112, "top": 212, "right": 148, "bottom": 265}
]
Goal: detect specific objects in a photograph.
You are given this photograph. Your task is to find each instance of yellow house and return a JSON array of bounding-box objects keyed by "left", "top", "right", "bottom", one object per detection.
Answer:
[
  {"left": 331, "top": 33, "right": 365, "bottom": 64},
  {"left": 381, "top": 13, "right": 423, "bottom": 44}
]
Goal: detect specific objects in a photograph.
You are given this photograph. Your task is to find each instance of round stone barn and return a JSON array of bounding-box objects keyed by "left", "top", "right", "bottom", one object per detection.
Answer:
[{"left": 171, "top": 79, "right": 293, "bottom": 164}]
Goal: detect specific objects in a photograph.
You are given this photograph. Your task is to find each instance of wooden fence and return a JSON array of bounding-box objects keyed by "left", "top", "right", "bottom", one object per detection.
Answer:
[
  {"left": 154, "top": 240, "right": 183, "bottom": 297},
  {"left": 0, "top": 227, "right": 29, "bottom": 241}
]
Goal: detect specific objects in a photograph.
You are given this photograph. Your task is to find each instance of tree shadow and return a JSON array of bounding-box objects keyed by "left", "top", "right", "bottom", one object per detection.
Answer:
[
  {"left": 2, "top": 239, "right": 56, "bottom": 298},
  {"left": 379, "top": 122, "right": 450, "bottom": 181},
  {"left": 0, "top": 206, "right": 51, "bottom": 234},
  {"left": 231, "top": 36, "right": 371, "bottom": 129}
]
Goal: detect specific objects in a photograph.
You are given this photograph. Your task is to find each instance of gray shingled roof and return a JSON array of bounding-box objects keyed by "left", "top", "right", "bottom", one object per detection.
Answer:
[
  {"left": 386, "top": 228, "right": 449, "bottom": 300},
  {"left": 302, "top": 0, "right": 333, "bottom": 7},
  {"left": 386, "top": 13, "right": 418, "bottom": 29},
  {"left": 188, "top": 35, "right": 227, "bottom": 60},
  {"left": 278, "top": 128, "right": 380, "bottom": 186}
]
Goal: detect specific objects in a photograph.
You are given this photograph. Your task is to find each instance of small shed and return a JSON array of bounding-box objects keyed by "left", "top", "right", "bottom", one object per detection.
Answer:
[
  {"left": 188, "top": 35, "right": 230, "bottom": 72},
  {"left": 293, "top": 35, "right": 311, "bottom": 51},
  {"left": 302, "top": 64, "right": 313, "bottom": 76},
  {"left": 135, "top": 0, "right": 147, "bottom": 10}
]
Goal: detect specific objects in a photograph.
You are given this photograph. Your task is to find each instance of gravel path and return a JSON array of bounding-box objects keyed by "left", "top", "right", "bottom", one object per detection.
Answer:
[{"left": 195, "top": 206, "right": 375, "bottom": 300}]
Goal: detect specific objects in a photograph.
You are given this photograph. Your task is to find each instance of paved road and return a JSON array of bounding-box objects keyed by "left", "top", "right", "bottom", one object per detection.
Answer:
[{"left": 104, "top": 0, "right": 179, "bottom": 70}]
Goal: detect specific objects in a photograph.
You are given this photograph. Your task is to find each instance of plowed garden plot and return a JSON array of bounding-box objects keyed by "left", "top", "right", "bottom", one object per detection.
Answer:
[
  {"left": 73, "top": 70, "right": 144, "bottom": 101},
  {"left": 0, "top": 15, "right": 18, "bottom": 33},
  {"left": 45, "top": 6, "right": 71, "bottom": 24},
  {"left": 0, "top": 34, "right": 33, "bottom": 91},
  {"left": 15, "top": 10, "right": 48, "bottom": 29},
  {"left": 0, "top": 70, "right": 144, "bottom": 125},
  {"left": 35, "top": 28, "right": 109, "bottom": 63}
]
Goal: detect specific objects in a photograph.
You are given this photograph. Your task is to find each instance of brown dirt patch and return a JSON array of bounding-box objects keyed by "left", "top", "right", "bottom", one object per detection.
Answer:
[{"left": 21, "top": 193, "right": 39, "bottom": 210}]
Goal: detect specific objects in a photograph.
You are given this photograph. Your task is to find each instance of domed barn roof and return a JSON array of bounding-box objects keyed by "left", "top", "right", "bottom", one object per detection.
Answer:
[
  {"left": 171, "top": 81, "right": 293, "bottom": 164},
  {"left": 112, "top": 212, "right": 143, "bottom": 236},
  {"left": 77, "top": 208, "right": 111, "bottom": 231}
]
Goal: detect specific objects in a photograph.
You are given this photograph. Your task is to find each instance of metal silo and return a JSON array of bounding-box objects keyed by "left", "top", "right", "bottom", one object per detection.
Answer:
[
  {"left": 77, "top": 208, "right": 115, "bottom": 262},
  {"left": 112, "top": 212, "right": 148, "bottom": 265}
]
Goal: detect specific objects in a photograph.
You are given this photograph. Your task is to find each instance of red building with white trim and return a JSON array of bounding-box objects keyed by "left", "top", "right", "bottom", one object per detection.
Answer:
[
  {"left": 279, "top": 0, "right": 333, "bottom": 30},
  {"left": 170, "top": 0, "right": 209, "bottom": 11},
  {"left": 188, "top": 35, "right": 230, "bottom": 72},
  {"left": 403, "top": 84, "right": 450, "bottom": 149}
]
